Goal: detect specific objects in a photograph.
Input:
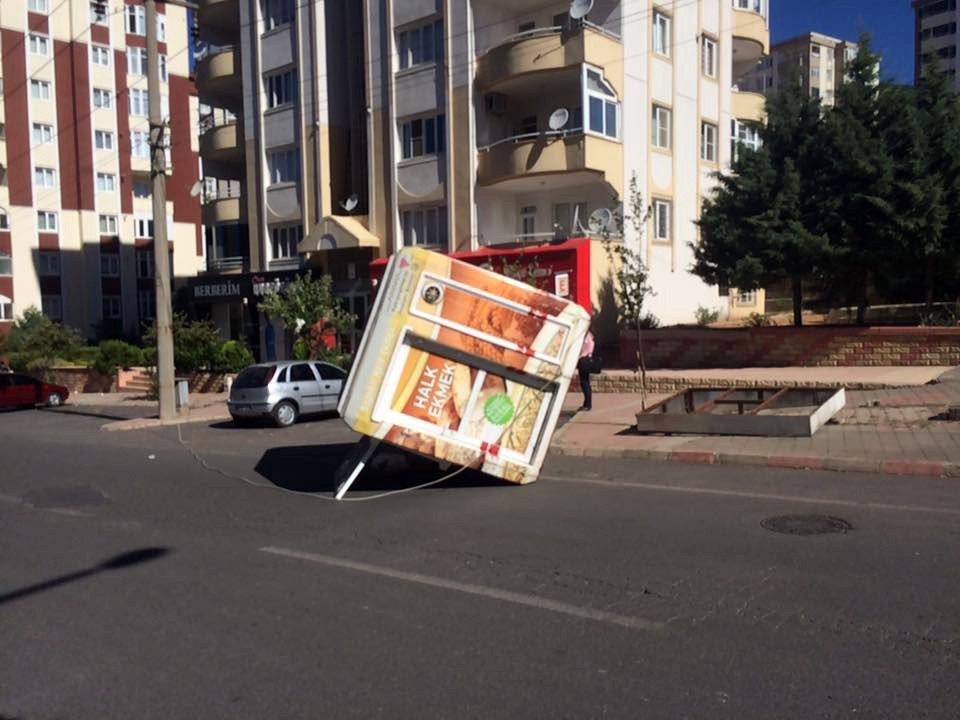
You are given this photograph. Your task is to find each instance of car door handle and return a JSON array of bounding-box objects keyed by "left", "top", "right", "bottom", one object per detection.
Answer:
[
  {"left": 293, "top": 386, "right": 300, "bottom": 391},
  {"left": 324, "top": 384, "right": 331, "bottom": 389}
]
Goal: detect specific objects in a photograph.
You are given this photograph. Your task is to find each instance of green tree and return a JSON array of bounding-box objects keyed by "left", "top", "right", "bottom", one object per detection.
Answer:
[
  {"left": 258, "top": 274, "right": 355, "bottom": 355},
  {"left": 815, "top": 34, "right": 896, "bottom": 324},
  {"left": 0, "top": 306, "right": 83, "bottom": 368},
  {"left": 143, "top": 314, "right": 221, "bottom": 373},
  {"left": 694, "top": 70, "right": 828, "bottom": 326}
]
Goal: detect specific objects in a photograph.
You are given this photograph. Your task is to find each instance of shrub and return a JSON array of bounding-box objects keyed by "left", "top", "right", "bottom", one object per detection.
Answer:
[
  {"left": 695, "top": 306, "right": 720, "bottom": 326},
  {"left": 747, "top": 312, "right": 772, "bottom": 327},
  {"left": 94, "top": 340, "right": 145, "bottom": 375},
  {"left": 142, "top": 314, "right": 221, "bottom": 373},
  {"left": 213, "top": 340, "right": 254, "bottom": 373},
  {"left": 2, "top": 306, "right": 83, "bottom": 361},
  {"left": 70, "top": 346, "right": 101, "bottom": 367},
  {"left": 638, "top": 313, "right": 661, "bottom": 329}
]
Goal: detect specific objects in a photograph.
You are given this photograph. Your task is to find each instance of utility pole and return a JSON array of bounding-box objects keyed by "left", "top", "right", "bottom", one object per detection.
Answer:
[{"left": 146, "top": 0, "right": 176, "bottom": 420}]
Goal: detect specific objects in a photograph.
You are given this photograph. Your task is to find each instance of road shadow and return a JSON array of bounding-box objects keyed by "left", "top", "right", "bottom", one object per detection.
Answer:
[
  {"left": 255, "top": 443, "right": 511, "bottom": 494},
  {"left": 0, "top": 547, "right": 172, "bottom": 606},
  {"left": 42, "top": 406, "right": 150, "bottom": 422},
  {"left": 207, "top": 411, "right": 340, "bottom": 430}
]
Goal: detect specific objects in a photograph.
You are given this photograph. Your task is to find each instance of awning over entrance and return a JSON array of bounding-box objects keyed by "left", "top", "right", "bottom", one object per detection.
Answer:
[{"left": 299, "top": 215, "right": 381, "bottom": 253}]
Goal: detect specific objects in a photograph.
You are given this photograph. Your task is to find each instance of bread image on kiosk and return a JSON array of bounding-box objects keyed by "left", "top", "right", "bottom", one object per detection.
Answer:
[{"left": 338, "top": 247, "right": 591, "bottom": 485}]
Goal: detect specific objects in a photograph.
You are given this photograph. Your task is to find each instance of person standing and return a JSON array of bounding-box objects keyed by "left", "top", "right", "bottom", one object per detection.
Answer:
[{"left": 577, "top": 330, "right": 595, "bottom": 411}]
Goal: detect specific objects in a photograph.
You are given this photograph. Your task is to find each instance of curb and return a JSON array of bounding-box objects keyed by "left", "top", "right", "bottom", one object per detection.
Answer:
[
  {"left": 550, "top": 442, "right": 960, "bottom": 479},
  {"left": 102, "top": 411, "right": 231, "bottom": 432}
]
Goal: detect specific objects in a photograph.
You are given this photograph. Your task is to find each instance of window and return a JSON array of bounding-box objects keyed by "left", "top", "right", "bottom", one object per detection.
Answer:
[
  {"left": 315, "top": 363, "right": 347, "bottom": 381},
  {"left": 266, "top": 69, "right": 297, "bottom": 108},
  {"left": 397, "top": 19, "right": 443, "bottom": 70},
  {"left": 653, "top": 12, "right": 671, "bottom": 57},
  {"left": 32, "top": 123, "right": 54, "bottom": 144},
  {"left": 30, "top": 79, "right": 52, "bottom": 101},
  {"left": 159, "top": 54, "right": 168, "bottom": 82},
  {"left": 701, "top": 35, "right": 717, "bottom": 78},
  {"left": 132, "top": 131, "right": 150, "bottom": 158},
  {"left": 401, "top": 206, "right": 448, "bottom": 247},
  {"left": 0, "top": 252, "right": 11, "bottom": 275},
  {"left": 135, "top": 216, "right": 154, "bottom": 238},
  {"left": 90, "top": 45, "right": 111, "bottom": 67},
  {"left": 137, "top": 250, "right": 154, "bottom": 279},
  {"left": 127, "top": 47, "right": 148, "bottom": 75},
  {"left": 138, "top": 289, "right": 155, "bottom": 320},
  {"left": 652, "top": 199, "right": 671, "bottom": 244},
  {"left": 264, "top": 0, "right": 295, "bottom": 30},
  {"left": 811, "top": 68, "right": 820, "bottom": 80},
  {"left": 701, "top": 122, "right": 717, "bottom": 162},
  {"left": 289, "top": 364, "right": 315, "bottom": 383},
  {"left": 133, "top": 181, "right": 151, "bottom": 198},
  {"left": 38, "top": 251, "right": 60, "bottom": 275},
  {"left": 652, "top": 104, "right": 672, "bottom": 149},
  {"left": 34, "top": 167, "right": 57, "bottom": 188},
  {"left": 37, "top": 211, "right": 58, "bottom": 232},
  {"left": 731, "top": 119, "right": 762, "bottom": 160},
  {"left": 157, "top": 14, "right": 166, "bottom": 41},
  {"left": 129, "top": 88, "right": 149, "bottom": 116},
  {"left": 552, "top": 202, "right": 587, "bottom": 236},
  {"left": 126, "top": 5, "right": 146, "bottom": 35},
  {"left": 585, "top": 69, "right": 619, "bottom": 140},
  {"left": 96, "top": 172, "right": 116, "bottom": 193},
  {"left": 42, "top": 295, "right": 62, "bottom": 320},
  {"left": 737, "top": 290, "right": 757, "bottom": 306},
  {"left": 811, "top": 44, "right": 820, "bottom": 56},
  {"left": 518, "top": 115, "right": 538, "bottom": 135},
  {"left": 100, "top": 253, "right": 120, "bottom": 277},
  {"left": 401, "top": 114, "right": 446, "bottom": 159},
  {"left": 93, "top": 87, "right": 112, "bottom": 108},
  {"left": 90, "top": 1, "right": 108, "bottom": 24},
  {"left": 95, "top": 130, "right": 115, "bottom": 150},
  {"left": 267, "top": 149, "right": 299, "bottom": 184},
  {"left": 99, "top": 214, "right": 118, "bottom": 234},
  {"left": 102, "top": 295, "right": 122, "bottom": 319},
  {"left": 811, "top": 87, "right": 821, "bottom": 99},
  {"left": 29, "top": 34, "right": 50, "bottom": 56},
  {"left": 0, "top": 212, "right": 8, "bottom": 231},
  {"left": 520, "top": 206, "right": 536, "bottom": 238},
  {"left": 0, "top": 297, "right": 12, "bottom": 321},
  {"left": 29, "top": 0, "right": 50, "bottom": 12},
  {"left": 271, "top": 225, "right": 303, "bottom": 259}
]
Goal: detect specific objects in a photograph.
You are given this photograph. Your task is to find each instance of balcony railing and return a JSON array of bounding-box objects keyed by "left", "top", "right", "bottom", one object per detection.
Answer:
[
  {"left": 478, "top": 127, "right": 585, "bottom": 153},
  {"left": 204, "top": 256, "right": 248, "bottom": 273}
]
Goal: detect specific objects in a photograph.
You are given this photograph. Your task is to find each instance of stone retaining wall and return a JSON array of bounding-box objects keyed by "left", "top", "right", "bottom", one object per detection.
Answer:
[
  {"left": 617, "top": 327, "right": 960, "bottom": 369},
  {"left": 45, "top": 367, "right": 116, "bottom": 393}
]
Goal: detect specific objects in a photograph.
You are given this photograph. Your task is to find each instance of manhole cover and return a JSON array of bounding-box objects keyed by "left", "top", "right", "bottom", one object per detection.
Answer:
[
  {"left": 22, "top": 486, "right": 110, "bottom": 510},
  {"left": 761, "top": 514, "right": 852, "bottom": 536}
]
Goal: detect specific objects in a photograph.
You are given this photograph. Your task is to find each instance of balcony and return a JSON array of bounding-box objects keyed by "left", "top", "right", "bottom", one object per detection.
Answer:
[
  {"left": 477, "top": 131, "right": 622, "bottom": 195},
  {"left": 268, "top": 256, "right": 304, "bottom": 271},
  {"left": 199, "top": 120, "right": 243, "bottom": 168},
  {"left": 477, "top": 23, "right": 622, "bottom": 93},
  {"left": 203, "top": 256, "right": 248, "bottom": 274},
  {"left": 197, "top": 0, "right": 239, "bottom": 37},
  {"left": 203, "top": 193, "right": 246, "bottom": 225},
  {"left": 732, "top": 89, "right": 766, "bottom": 124},
  {"left": 195, "top": 45, "right": 242, "bottom": 111},
  {"left": 731, "top": 4, "right": 770, "bottom": 79}
]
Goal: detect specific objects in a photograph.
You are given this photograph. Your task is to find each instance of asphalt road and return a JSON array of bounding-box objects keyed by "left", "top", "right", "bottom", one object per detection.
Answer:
[{"left": 1, "top": 405, "right": 959, "bottom": 719}]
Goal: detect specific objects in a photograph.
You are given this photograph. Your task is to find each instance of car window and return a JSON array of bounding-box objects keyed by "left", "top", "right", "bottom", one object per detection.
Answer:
[
  {"left": 10, "top": 374, "right": 37, "bottom": 386},
  {"left": 314, "top": 363, "right": 347, "bottom": 381},
  {"left": 0, "top": 375, "right": 10, "bottom": 387},
  {"left": 234, "top": 366, "right": 274, "bottom": 389},
  {"left": 276, "top": 367, "right": 288, "bottom": 383},
  {"left": 290, "top": 364, "right": 315, "bottom": 383}
]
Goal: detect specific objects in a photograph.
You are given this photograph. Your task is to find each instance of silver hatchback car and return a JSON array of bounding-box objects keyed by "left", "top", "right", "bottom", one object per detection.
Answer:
[{"left": 228, "top": 360, "right": 347, "bottom": 427}]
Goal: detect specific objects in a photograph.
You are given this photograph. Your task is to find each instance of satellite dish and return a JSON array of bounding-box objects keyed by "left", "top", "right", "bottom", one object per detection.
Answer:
[
  {"left": 189, "top": 181, "right": 203, "bottom": 198},
  {"left": 588, "top": 207, "right": 614, "bottom": 234},
  {"left": 548, "top": 108, "right": 570, "bottom": 131},
  {"left": 340, "top": 194, "right": 359, "bottom": 213},
  {"left": 569, "top": 0, "right": 593, "bottom": 21}
]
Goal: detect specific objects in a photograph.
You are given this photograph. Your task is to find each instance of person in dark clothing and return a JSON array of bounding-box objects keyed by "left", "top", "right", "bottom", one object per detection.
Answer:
[{"left": 577, "top": 330, "right": 595, "bottom": 411}]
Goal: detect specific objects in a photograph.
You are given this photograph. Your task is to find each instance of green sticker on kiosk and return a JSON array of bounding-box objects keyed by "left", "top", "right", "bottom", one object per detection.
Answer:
[{"left": 484, "top": 394, "right": 515, "bottom": 426}]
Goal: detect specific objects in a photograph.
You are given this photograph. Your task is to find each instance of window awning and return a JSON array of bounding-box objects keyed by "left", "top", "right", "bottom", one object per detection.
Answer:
[{"left": 299, "top": 215, "right": 381, "bottom": 253}]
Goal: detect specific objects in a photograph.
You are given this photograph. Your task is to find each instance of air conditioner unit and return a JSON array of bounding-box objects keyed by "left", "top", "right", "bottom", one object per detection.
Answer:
[{"left": 484, "top": 92, "right": 507, "bottom": 116}]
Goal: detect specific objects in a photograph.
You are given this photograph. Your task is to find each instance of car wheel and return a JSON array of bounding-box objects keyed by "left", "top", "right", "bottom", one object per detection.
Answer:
[
  {"left": 272, "top": 400, "right": 298, "bottom": 428},
  {"left": 46, "top": 392, "right": 63, "bottom": 407}
]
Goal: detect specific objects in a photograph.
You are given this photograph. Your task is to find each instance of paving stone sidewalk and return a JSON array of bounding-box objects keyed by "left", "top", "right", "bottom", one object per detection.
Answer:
[{"left": 556, "top": 366, "right": 960, "bottom": 478}]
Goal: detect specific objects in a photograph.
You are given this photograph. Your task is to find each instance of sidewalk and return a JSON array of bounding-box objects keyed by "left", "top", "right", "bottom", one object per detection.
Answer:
[
  {"left": 68, "top": 392, "right": 231, "bottom": 431},
  {"left": 556, "top": 366, "right": 960, "bottom": 478}
]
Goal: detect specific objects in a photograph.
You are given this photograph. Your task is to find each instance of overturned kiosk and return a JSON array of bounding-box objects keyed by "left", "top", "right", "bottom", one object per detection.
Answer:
[{"left": 335, "top": 247, "right": 591, "bottom": 499}]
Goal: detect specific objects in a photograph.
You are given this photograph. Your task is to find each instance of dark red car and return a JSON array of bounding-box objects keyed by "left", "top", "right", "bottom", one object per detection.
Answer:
[{"left": 0, "top": 373, "right": 69, "bottom": 409}]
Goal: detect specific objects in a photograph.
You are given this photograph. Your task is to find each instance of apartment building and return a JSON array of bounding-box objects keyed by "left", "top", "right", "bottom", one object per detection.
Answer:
[
  {"left": 741, "top": 32, "right": 861, "bottom": 107},
  {"left": 362, "top": 0, "right": 771, "bottom": 332},
  {"left": 192, "top": 0, "right": 369, "bottom": 359},
  {"left": 0, "top": 0, "right": 203, "bottom": 339},
  {"left": 914, "top": 0, "right": 959, "bottom": 86}
]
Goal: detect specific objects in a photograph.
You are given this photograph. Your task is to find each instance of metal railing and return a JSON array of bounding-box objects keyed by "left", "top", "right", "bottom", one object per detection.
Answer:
[
  {"left": 204, "top": 256, "right": 247, "bottom": 272},
  {"left": 481, "top": 19, "right": 621, "bottom": 56},
  {"left": 195, "top": 42, "right": 234, "bottom": 62},
  {"left": 478, "top": 127, "right": 584, "bottom": 153}
]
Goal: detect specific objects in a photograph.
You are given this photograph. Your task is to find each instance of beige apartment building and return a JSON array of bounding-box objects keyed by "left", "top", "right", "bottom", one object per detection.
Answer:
[
  {"left": 741, "top": 31, "right": 861, "bottom": 107},
  {"left": 361, "top": 0, "right": 771, "bottom": 331},
  {"left": 0, "top": 0, "right": 203, "bottom": 339},
  {"left": 914, "top": 0, "right": 959, "bottom": 85}
]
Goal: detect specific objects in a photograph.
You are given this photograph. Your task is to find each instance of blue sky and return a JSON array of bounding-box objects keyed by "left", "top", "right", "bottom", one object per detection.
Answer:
[{"left": 771, "top": 0, "right": 916, "bottom": 84}]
